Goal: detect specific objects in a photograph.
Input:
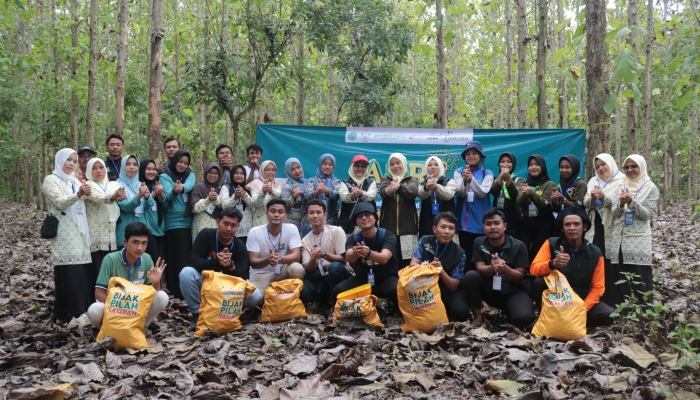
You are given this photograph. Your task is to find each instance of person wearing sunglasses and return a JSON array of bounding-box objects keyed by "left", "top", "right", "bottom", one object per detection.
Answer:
[
  {"left": 607, "top": 155, "right": 659, "bottom": 308},
  {"left": 338, "top": 155, "right": 377, "bottom": 235}
]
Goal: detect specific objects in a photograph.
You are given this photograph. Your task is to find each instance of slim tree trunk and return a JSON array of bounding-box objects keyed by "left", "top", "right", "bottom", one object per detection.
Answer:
[
  {"left": 505, "top": 0, "right": 513, "bottom": 128},
  {"left": 585, "top": 0, "right": 611, "bottom": 179},
  {"left": 536, "top": 0, "right": 548, "bottom": 128},
  {"left": 662, "top": 123, "right": 669, "bottom": 209},
  {"left": 516, "top": 0, "right": 527, "bottom": 128},
  {"left": 296, "top": 31, "right": 305, "bottom": 125},
  {"left": 70, "top": 0, "right": 79, "bottom": 148},
  {"left": 329, "top": 63, "right": 337, "bottom": 125},
  {"left": 174, "top": 0, "right": 181, "bottom": 114},
  {"left": 148, "top": 0, "right": 165, "bottom": 162},
  {"left": 436, "top": 0, "right": 447, "bottom": 128},
  {"left": 50, "top": 0, "right": 60, "bottom": 86},
  {"left": 116, "top": 0, "right": 129, "bottom": 138},
  {"left": 557, "top": 0, "right": 568, "bottom": 128},
  {"left": 615, "top": 102, "right": 621, "bottom": 161},
  {"left": 626, "top": 0, "right": 639, "bottom": 154},
  {"left": 86, "top": 0, "right": 98, "bottom": 147},
  {"left": 691, "top": 87, "right": 698, "bottom": 200},
  {"left": 642, "top": 0, "right": 653, "bottom": 170}
]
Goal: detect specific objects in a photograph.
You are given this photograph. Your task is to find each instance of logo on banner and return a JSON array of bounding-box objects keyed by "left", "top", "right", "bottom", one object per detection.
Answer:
[{"left": 346, "top": 128, "right": 473, "bottom": 145}]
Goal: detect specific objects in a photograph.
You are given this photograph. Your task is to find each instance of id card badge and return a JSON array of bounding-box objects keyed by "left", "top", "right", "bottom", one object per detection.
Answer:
[
  {"left": 206, "top": 203, "right": 216, "bottom": 215},
  {"left": 431, "top": 203, "right": 440, "bottom": 215},
  {"left": 151, "top": 202, "right": 158, "bottom": 212},
  {"left": 528, "top": 203, "right": 537, "bottom": 217},
  {"left": 74, "top": 200, "right": 85, "bottom": 215},
  {"left": 467, "top": 191, "right": 475, "bottom": 202},
  {"left": 492, "top": 275, "right": 502, "bottom": 291},
  {"left": 134, "top": 204, "right": 144, "bottom": 217},
  {"left": 595, "top": 199, "right": 603, "bottom": 207},
  {"left": 275, "top": 264, "right": 281, "bottom": 274},
  {"left": 624, "top": 210, "right": 635, "bottom": 225},
  {"left": 496, "top": 196, "right": 505, "bottom": 209},
  {"left": 317, "top": 259, "right": 327, "bottom": 276},
  {"left": 368, "top": 270, "right": 375, "bottom": 286},
  {"left": 236, "top": 203, "right": 243, "bottom": 211},
  {"left": 182, "top": 192, "right": 189, "bottom": 202}
]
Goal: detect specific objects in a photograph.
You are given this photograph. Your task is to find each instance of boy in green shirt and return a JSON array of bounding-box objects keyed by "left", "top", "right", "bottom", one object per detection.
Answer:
[{"left": 87, "top": 222, "right": 169, "bottom": 329}]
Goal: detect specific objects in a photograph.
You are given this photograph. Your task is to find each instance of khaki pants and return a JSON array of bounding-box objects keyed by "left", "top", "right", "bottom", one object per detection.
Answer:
[{"left": 249, "top": 263, "right": 305, "bottom": 293}]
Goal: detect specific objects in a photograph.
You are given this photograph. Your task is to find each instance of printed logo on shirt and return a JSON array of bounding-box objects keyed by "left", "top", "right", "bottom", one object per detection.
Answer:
[{"left": 138, "top": 271, "right": 144, "bottom": 279}]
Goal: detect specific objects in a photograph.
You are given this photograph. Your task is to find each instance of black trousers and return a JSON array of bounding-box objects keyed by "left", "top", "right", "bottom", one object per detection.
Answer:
[
  {"left": 88, "top": 250, "right": 109, "bottom": 304},
  {"left": 54, "top": 264, "right": 90, "bottom": 321},
  {"left": 164, "top": 228, "right": 192, "bottom": 300},
  {"left": 521, "top": 215, "right": 555, "bottom": 263},
  {"left": 532, "top": 276, "right": 614, "bottom": 329},
  {"left": 331, "top": 274, "right": 398, "bottom": 306},
  {"left": 439, "top": 283, "right": 471, "bottom": 322},
  {"left": 299, "top": 262, "right": 353, "bottom": 306},
  {"left": 457, "top": 231, "right": 483, "bottom": 271},
  {"left": 462, "top": 270, "right": 536, "bottom": 327}
]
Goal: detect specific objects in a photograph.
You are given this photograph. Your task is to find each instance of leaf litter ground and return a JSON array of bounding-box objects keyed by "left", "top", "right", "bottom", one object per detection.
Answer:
[{"left": 1, "top": 199, "right": 699, "bottom": 399}]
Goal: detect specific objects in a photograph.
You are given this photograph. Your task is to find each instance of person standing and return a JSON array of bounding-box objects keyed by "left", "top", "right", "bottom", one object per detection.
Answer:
[
  {"left": 42, "top": 148, "right": 93, "bottom": 324},
  {"left": 454, "top": 141, "right": 494, "bottom": 260},
  {"left": 517, "top": 155, "right": 556, "bottom": 262},
  {"left": 338, "top": 155, "right": 377, "bottom": 234},
  {"left": 244, "top": 144, "right": 263, "bottom": 184},
  {"left": 190, "top": 162, "right": 223, "bottom": 242},
  {"left": 104, "top": 134, "right": 124, "bottom": 182},
  {"left": 281, "top": 157, "right": 311, "bottom": 237},
  {"left": 417, "top": 156, "right": 456, "bottom": 237},
  {"left": 379, "top": 153, "right": 419, "bottom": 268},
  {"left": 160, "top": 150, "right": 197, "bottom": 299},
  {"left": 220, "top": 164, "right": 254, "bottom": 241},
  {"left": 159, "top": 137, "right": 181, "bottom": 173},
  {"left": 139, "top": 158, "right": 166, "bottom": 259},
  {"left": 306, "top": 154, "right": 341, "bottom": 227},
  {"left": 247, "top": 160, "right": 283, "bottom": 227},
  {"left": 551, "top": 154, "right": 586, "bottom": 212},
  {"left": 84, "top": 158, "right": 125, "bottom": 303},
  {"left": 75, "top": 145, "right": 97, "bottom": 182},
  {"left": 115, "top": 155, "right": 151, "bottom": 247},
  {"left": 215, "top": 144, "right": 234, "bottom": 190},
  {"left": 607, "top": 154, "right": 659, "bottom": 307},
  {"left": 489, "top": 152, "right": 524, "bottom": 240}
]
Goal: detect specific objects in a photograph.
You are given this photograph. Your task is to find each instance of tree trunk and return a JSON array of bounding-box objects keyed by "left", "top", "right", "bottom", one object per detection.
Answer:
[
  {"left": 536, "top": 0, "right": 548, "bottom": 128},
  {"left": 615, "top": 102, "right": 621, "bottom": 161},
  {"left": 116, "top": 0, "right": 129, "bottom": 138},
  {"left": 328, "top": 63, "right": 337, "bottom": 125},
  {"left": 691, "top": 85, "right": 698, "bottom": 200},
  {"left": 516, "top": 0, "right": 527, "bottom": 128},
  {"left": 50, "top": 0, "right": 60, "bottom": 86},
  {"left": 85, "top": 0, "right": 98, "bottom": 147},
  {"left": 435, "top": 0, "right": 447, "bottom": 128},
  {"left": 297, "top": 31, "right": 305, "bottom": 125},
  {"left": 626, "top": 0, "right": 639, "bottom": 154},
  {"left": 174, "top": 0, "right": 181, "bottom": 115},
  {"left": 148, "top": 0, "right": 165, "bottom": 162},
  {"left": 585, "top": 0, "right": 611, "bottom": 179},
  {"left": 557, "top": 0, "right": 568, "bottom": 128},
  {"left": 70, "top": 0, "right": 79, "bottom": 148},
  {"left": 641, "top": 0, "right": 653, "bottom": 171},
  {"left": 662, "top": 123, "right": 669, "bottom": 209},
  {"left": 505, "top": 0, "right": 513, "bottom": 128}
]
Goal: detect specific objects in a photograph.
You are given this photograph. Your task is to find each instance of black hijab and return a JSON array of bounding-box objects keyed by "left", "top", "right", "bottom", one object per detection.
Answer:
[
  {"left": 499, "top": 152, "right": 517, "bottom": 174},
  {"left": 558, "top": 154, "right": 581, "bottom": 198},
  {"left": 191, "top": 162, "right": 222, "bottom": 220},
  {"left": 139, "top": 158, "right": 165, "bottom": 226},
  {"left": 229, "top": 164, "right": 250, "bottom": 211},
  {"left": 526, "top": 154, "right": 550, "bottom": 186},
  {"left": 165, "top": 150, "right": 192, "bottom": 184}
]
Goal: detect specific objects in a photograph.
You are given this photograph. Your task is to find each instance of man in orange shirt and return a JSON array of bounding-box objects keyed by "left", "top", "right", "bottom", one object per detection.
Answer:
[{"left": 530, "top": 207, "right": 614, "bottom": 328}]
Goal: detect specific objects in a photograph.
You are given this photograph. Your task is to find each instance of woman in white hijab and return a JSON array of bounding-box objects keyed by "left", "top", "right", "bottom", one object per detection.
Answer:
[
  {"left": 416, "top": 156, "right": 456, "bottom": 237},
  {"left": 41, "top": 148, "right": 93, "bottom": 324},
  {"left": 83, "top": 158, "right": 125, "bottom": 303},
  {"left": 608, "top": 154, "right": 659, "bottom": 308}
]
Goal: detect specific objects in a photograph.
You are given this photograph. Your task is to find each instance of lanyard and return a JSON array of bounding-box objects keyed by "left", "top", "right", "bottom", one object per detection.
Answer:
[
  {"left": 267, "top": 226, "right": 283, "bottom": 251},
  {"left": 216, "top": 233, "right": 235, "bottom": 253},
  {"left": 110, "top": 159, "right": 121, "bottom": 176},
  {"left": 91, "top": 180, "right": 108, "bottom": 194},
  {"left": 53, "top": 174, "right": 76, "bottom": 193},
  {"left": 501, "top": 173, "right": 515, "bottom": 200},
  {"left": 118, "top": 179, "right": 139, "bottom": 196},
  {"left": 313, "top": 228, "right": 324, "bottom": 247},
  {"left": 559, "top": 179, "right": 578, "bottom": 198},
  {"left": 596, "top": 171, "right": 619, "bottom": 189},
  {"left": 121, "top": 248, "right": 139, "bottom": 282},
  {"left": 362, "top": 230, "right": 377, "bottom": 249},
  {"left": 434, "top": 239, "right": 449, "bottom": 259},
  {"left": 624, "top": 180, "right": 650, "bottom": 200},
  {"left": 432, "top": 190, "right": 438, "bottom": 204}
]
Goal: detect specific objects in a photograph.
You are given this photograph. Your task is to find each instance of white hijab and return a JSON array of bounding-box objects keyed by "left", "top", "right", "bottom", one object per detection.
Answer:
[
  {"left": 86, "top": 158, "right": 120, "bottom": 223},
  {"left": 622, "top": 154, "right": 654, "bottom": 205},
  {"left": 52, "top": 148, "right": 90, "bottom": 247},
  {"left": 424, "top": 156, "right": 445, "bottom": 179},
  {"left": 387, "top": 153, "right": 408, "bottom": 181},
  {"left": 586, "top": 153, "right": 624, "bottom": 227}
]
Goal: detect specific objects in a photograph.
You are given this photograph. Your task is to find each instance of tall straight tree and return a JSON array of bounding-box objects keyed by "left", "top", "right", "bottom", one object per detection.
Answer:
[
  {"left": 585, "top": 0, "right": 611, "bottom": 179},
  {"left": 691, "top": 89, "right": 698, "bottom": 200},
  {"left": 516, "top": 0, "right": 527, "bottom": 128},
  {"left": 86, "top": 0, "right": 98, "bottom": 147},
  {"left": 557, "top": 0, "right": 567, "bottom": 128},
  {"left": 641, "top": 0, "right": 653, "bottom": 170},
  {"left": 505, "top": 0, "right": 513, "bottom": 128},
  {"left": 435, "top": 0, "right": 447, "bottom": 128},
  {"left": 627, "top": 0, "right": 639, "bottom": 154},
  {"left": 536, "top": 0, "right": 548, "bottom": 128},
  {"left": 148, "top": 0, "right": 165, "bottom": 161},
  {"left": 69, "top": 0, "right": 78, "bottom": 148},
  {"left": 115, "top": 0, "right": 129, "bottom": 138}
]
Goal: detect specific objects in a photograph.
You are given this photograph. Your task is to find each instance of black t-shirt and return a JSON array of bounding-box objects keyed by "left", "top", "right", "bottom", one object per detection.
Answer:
[
  {"left": 190, "top": 228, "right": 249, "bottom": 280},
  {"left": 471, "top": 235, "right": 529, "bottom": 272},
  {"left": 345, "top": 228, "right": 398, "bottom": 280},
  {"left": 105, "top": 157, "right": 122, "bottom": 182}
]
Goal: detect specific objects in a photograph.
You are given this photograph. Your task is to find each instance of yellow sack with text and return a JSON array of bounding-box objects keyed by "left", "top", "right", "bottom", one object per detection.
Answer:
[
  {"left": 96, "top": 277, "right": 156, "bottom": 349},
  {"left": 397, "top": 264, "right": 448, "bottom": 333},
  {"left": 333, "top": 294, "right": 384, "bottom": 327},
  {"left": 195, "top": 271, "right": 257, "bottom": 337},
  {"left": 260, "top": 279, "right": 306, "bottom": 323},
  {"left": 531, "top": 270, "right": 586, "bottom": 340}
]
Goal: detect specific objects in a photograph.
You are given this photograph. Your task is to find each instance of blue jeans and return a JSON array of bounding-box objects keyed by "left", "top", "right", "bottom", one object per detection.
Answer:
[
  {"left": 179, "top": 267, "right": 262, "bottom": 314},
  {"left": 300, "top": 262, "right": 352, "bottom": 305}
]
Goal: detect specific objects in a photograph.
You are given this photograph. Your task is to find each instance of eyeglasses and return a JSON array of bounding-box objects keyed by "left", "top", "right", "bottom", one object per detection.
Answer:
[
  {"left": 79, "top": 153, "right": 95, "bottom": 160},
  {"left": 356, "top": 211, "right": 373, "bottom": 219},
  {"left": 622, "top": 165, "right": 639, "bottom": 170},
  {"left": 354, "top": 164, "right": 368, "bottom": 169},
  {"left": 207, "top": 170, "right": 220, "bottom": 176}
]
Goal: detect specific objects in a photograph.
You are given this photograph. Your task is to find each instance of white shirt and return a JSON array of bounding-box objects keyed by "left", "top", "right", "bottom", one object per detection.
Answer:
[{"left": 246, "top": 223, "right": 302, "bottom": 275}]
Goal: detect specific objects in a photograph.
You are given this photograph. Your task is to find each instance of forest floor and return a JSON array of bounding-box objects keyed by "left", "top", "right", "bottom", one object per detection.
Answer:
[{"left": 0, "top": 200, "right": 699, "bottom": 400}]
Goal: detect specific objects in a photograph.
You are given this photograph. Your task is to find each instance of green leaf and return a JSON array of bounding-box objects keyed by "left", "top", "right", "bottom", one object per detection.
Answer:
[
  {"left": 668, "top": 54, "right": 684, "bottom": 74},
  {"left": 531, "top": 83, "right": 539, "bottom": 96},
  {"left": 651, "top": 88, "right": 660, "bottom": 95},
  {"left": 604, "top": 96, "right": 618, "bottom": 114},
  {"left": 677, "top": 85, "right": 694, "bottom": 109},
  {"left": 183, "top": 108, "right": 193, "bottom": 117},
  {"left": 609, "top": 18, "right": 625, "bottom": 30},
  {"left": 554, "top": 48, "right": 568, "bottom": 65},
  {"left": 615, "top": 27, "right": 631, "bottom": 40},
  {"left": 615, "top": 48, "right": 637, "bottom": 84}
]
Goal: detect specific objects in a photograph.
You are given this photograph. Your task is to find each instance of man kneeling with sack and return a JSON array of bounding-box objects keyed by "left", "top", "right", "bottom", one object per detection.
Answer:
[{"left": 530, "top": 207, "right": 614, "bottom": 331}]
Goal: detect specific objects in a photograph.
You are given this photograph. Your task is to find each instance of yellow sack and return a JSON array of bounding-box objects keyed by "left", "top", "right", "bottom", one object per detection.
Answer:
[
  {"left": 195, "top": 271, "right": 257, "bottom": 337},
  {"left": 397, "top": 264, "right": 448, "bottom": 333},
  {"left": 260, "top": 279, "right": 306, "bottom": 323},
  {"left": 96, "top": 277, "right": 156, "bottom": 349},
  {"left": 333, "top": 294, "right": 384, "bottom": 327},
  {"left": 531, "top": 270, "right": 587, "bottom": 340}
]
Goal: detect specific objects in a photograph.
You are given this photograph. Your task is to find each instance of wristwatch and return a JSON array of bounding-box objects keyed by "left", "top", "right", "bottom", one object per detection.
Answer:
[{"left": 321, "top": 251, "right": 327, "bottom": 259}]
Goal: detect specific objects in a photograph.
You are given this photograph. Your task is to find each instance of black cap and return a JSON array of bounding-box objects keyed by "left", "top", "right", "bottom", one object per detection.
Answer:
[
  {"left": 460, "top": 140, "right": 485, "bottom": 161},
  {"left": 77, "top": 145, "right": 97, "bottom": 155},
  {"left": 352, "top": 202, "right": 379, "bottom": 226},
  {"left": 555, "top": 207, "right": 591, "bottom": 234}
]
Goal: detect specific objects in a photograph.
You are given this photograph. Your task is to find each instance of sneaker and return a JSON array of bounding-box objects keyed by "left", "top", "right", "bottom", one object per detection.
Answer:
[{"left": 189, "top": 313, "right": 199, "bottom": 331}]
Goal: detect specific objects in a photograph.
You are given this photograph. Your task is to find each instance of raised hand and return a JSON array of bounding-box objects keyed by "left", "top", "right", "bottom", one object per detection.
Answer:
[
  {"left": 426, "top": 177, "right": 436, "bottom": 190},
  {"left": 173, "top": 179, "right": 184, "bottom": 193},
  {"left": 268, "top": 248, "right": 280, "bottom": 266},
  {"left": 78, "top": 178, "right": 92, "bottom": 197},
  {"left": 311, "top": 243, "right": 323, "bottom": 259},
  {"left": 139, "top": 182, "right": 150, "bottom": 198},
  {"left": 147, "top": 257, "right": 167, "bottom": 283},
  {"left": 208, "top": 187, "right": 218, "bottom": 202},
  {"left": 292, "top": 184, "right": 303, "bottom": 199},
  {"left": 553, "top": 246, "right": 570, "bottom": 268},
  {"left": 316, "top": 180, "right": 327, "bottom": 197},
  {"left": 521, "top": 183, "right": 531, "bottom": 197},
  {"left": 262, "top": 180, "right": 272, "bottom": 194},
  {"left": 461, "top": 167, "right": 472, "bottom": 183},
  {"left": 218, "top": 247, "right": 232, "bottom": 268},
  {"left": 351, "top": 183, "right": 362, "bottom": 200},
  {"left": 591, "top": 185, "right": 603, "bottom": 202},
  {"left": 619, "top": 187, "right": 633, "bottom": 206},
  {"left": 491, "top": 253, "right": 506, "bottom": 274},
  {"left": 235, "top": 185, "right": 245, "bottom": 199}
]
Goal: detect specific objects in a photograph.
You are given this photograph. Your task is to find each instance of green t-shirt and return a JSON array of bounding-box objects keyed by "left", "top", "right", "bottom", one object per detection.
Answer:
[{"left": 96, "top": 249, "right": 154, "bottom": 289}]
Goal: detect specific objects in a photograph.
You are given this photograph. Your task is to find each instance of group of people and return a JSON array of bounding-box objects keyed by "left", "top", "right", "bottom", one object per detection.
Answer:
[{"left": 43, "top": 135, "right": 658, "bottom": 332}]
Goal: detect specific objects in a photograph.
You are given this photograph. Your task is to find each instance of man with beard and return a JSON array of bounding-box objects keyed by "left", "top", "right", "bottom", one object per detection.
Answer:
[
  {"left": 104, "top": 134, "right": 124, "bottom": 181},
  {"left": 462, "top": 209, "right": 535, "bottom": 327},
  {"left": 215, "top": 144, "right": 234, "bottom": 190}
]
